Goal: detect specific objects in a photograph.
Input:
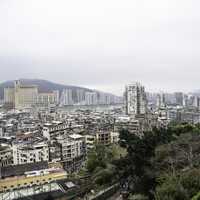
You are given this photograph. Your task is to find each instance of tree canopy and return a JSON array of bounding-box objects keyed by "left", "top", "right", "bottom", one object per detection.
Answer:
[{"left": 116, "top": 123, "right": 200, "bottom": 200}]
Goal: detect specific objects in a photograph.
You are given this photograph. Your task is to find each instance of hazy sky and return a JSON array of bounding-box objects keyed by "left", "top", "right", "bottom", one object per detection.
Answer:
[{"left": 0, "top": 0, "right": 200, "bottom": 95}]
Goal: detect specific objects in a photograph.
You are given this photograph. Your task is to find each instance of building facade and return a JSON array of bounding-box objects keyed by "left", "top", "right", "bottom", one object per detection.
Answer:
[
  {"left": 85, "top": 92, "right": 98, "bottom": 105},
  {"left": 4, "top": 88, "right": 15, "bottom": 107},
  {"left": 37, "top": 91, "right": 59, "bottom": 107},
  {"left": 13, "top": 141, "right": 49, "bottom": 165},
  {"left": 156, "top": 93, "right": 166, "bottom": 109},
  {"left": 14, "top": 80, "right": 38, "bottom": 109},
  {"left": 4, "top": 80, "right": 60, "bottom": 109},
  {"left": 125, "top": 82, "right": 147, "bottom": 116},
  {"left": 60, "top": 89, "right": 74, "bottom": 106},
  {"left": 174, "top": 92, "right": 184, "bottom": 106}
]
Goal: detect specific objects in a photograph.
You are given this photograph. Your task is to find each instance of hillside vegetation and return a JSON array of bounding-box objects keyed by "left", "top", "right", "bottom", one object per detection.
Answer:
[{"left": 84, "top": 123, "right": 200, "bottom": 200}]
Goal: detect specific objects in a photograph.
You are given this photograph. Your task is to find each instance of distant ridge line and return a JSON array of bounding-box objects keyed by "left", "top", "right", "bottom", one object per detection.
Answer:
[{"left": 0, "top": 79, "right": 122, "bottom": 99}]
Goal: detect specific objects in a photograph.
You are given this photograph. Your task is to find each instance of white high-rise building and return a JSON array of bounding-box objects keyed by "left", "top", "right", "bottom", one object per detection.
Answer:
[
  {"left": 85, "top": 92, "right": 98, "bottom": 105},
  {"left": 156, "top": 93, "right": 166, "bottom": 108},
  {"left": 125, "top": 82, "right": 147, "bottom": 116},
  {"left": 98, "top": 93, "right": 110, "bottom": 105},
  {"left": 4, "top": 87, "right": 15, "bottom": 105},
  {"left": 60, "top": 89, "right": 74, "bottom": 105},
  {"left": 37, "top": 90, "right": 59, "bottom": 107},
  {"left": 174, "top": 92, "right": 184, "bottom": 106},
  {"left": 183, "top": 95, "right": 188, "bottom": 107},
  {"left": 76, "top": 89, "right": 85, "bottom": 105},
  {"left": 193, "top": 96, "right": 200, "bottom": 108}
]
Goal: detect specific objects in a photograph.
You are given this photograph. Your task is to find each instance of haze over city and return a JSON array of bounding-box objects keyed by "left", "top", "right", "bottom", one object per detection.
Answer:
[
  {"left": 1, "top": 0, "right": 200, "bottom": 95},
  {"left": 1, "top": 1, "right": 200, "bottom": 200}
]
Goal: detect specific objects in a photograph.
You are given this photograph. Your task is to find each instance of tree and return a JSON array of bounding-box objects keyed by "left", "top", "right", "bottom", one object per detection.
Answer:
[
  {"left": 191, "top": 191, "right": 200, "bottom": 200},
  {"left": 155, "top": 169, "right": 200, "bottom": 200},
  {"left": 86, "top": 143, "right": 122, "bottom": 186},
  {"left": 86, "top": 144, "right": 107, "bottom": 173},
  {"left": 155, "top": 173, "right": 189, "bottom": 200},
  {"left": 44, "top": 194, "right": 54, "bottom": 200},
  {"left": 116, "top": 124, "right": 200, "bottom": 199},
  {"left": 118, "top": 129, "right": 159, "bottom": 199}
]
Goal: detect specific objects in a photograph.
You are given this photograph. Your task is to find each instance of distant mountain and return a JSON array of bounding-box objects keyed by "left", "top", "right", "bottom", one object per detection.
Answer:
[
  {"left": 0, "top": 79, "right": 92, "bottom": 99},
  {"left": 0, "top": 79, "right": 122, "bottom": 102}
]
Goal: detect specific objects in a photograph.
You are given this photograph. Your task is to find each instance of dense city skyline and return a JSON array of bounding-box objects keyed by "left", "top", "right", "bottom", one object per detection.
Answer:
[
  {"left": 1, "top": 0, "right": 200, "bottom": 95},
  {"left": 1, "top": 1, "right": 200, "bottom": 199},
  {"left": 0, "top": 78, "right": 200, "bottom": 97}
]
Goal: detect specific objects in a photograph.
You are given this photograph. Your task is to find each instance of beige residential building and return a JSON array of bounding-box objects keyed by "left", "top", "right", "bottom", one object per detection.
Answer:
[
  {"left": 14, "top": 80, "right": 38, "bottom": 109},
  {"left": 4, "top": 80, "right": 38, "bottom": 109},
  {"left": 4, "top": 80, "right": 59, "bottom": 109}
]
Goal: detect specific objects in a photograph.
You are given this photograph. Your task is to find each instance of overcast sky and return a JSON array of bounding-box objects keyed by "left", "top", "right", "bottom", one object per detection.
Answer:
[{"left": 0, "top": 0, "right": 200, "bottom": 95}]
